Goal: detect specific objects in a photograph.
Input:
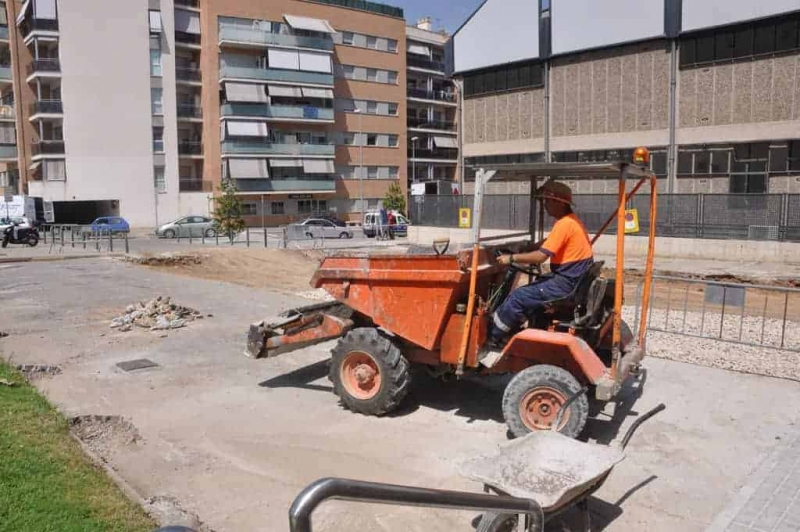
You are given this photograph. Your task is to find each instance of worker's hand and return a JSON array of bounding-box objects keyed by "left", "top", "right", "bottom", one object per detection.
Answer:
[{"left": 498, "top": 254, "right": 513, "bottom": 266}]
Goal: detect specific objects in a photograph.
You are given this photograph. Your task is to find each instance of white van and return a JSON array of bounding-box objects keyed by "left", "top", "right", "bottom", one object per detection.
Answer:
[{"left": 363, "top": 211, "right": 410, "bottom": 238}]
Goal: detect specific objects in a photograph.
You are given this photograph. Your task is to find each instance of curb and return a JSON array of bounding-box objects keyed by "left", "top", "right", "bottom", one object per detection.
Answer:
[{"left": 0, "top": 253, "right": 123, "bottom": 264}]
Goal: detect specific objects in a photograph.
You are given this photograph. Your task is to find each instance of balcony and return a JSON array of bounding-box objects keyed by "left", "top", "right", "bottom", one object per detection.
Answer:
[
  {"left": 153, "top": 140, "right": 164, "bottom": 152},
  {"left": 407, "top": 87, "right": 457, "bottom": 103},
  {"left": 0, "top": 65, "right": 11, "bottom": 81},
  {"left": 176, "top": 67, "right": 201, "bottom": 82},
  {"left": 0, "top": 26, "right": 9, "bottom": 40},
  {"left": 0, "top": 101, "right": 15, "bottom": 119},
  {"left": 407, "top": 56, "right": 445, "bottom": 73},
  {"left": 233, "top": 178, "right": 336, "bottom": 193},
  {"left": 179, "top": 179, "right": 213, "bottom": 192},
  {"left": 219, "top": 65, "right": 334, "bottom": 86},
  {"left": 221, "top": 103, "right": 334, "bottom": 121},
  {"left": 0, "top": 144, "right": 17, "bottom": 159},
  {"left": 177, "top": 104, "right": 203, "bottom": 119},
  {"left": 27, "top": 59, "right": 60, "bottom": 77},
  {"left": 178, "top": 141, "right": 203, "bottom": 155},
  {"left": 221, "top": 140, "right": 335, "bottom": 156},
  {"left": 30, "top": 99, "right": 63, "bottom": 116},
  {"left": 174, "top": 0, "right": 199, "bottom": 7},
  {"left": 31, "top": 140, "right": 64, "bottom": 156},
  {"left": 407, "top": 117, "right": 456, "bottom": 132},
  {"left": 408, "top": 148, "right": 458, "bottom": 161},
  {"left": 20, "top": 19, "right": 59, "bottom": 39},
  {"left": 218, "top": 25, "right": 334, "bottom": 52},
  {"left": 175, "top": 32, "right": 201, "bottom": 46}
]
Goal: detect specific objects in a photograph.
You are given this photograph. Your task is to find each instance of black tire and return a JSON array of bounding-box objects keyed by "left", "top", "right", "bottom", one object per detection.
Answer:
[
  {"left": 502, "top": 364, "right": 588, "bottom": 439},
  {"left": 204, "top": 228, "right": 217, "bottom": 238},
  {"left": 339, "top": 232, "right": 349, "bottom": 239},
  {"left": 27, "top": 234, "right": 39, "bottom": 247},
  {"left": 329, "top": 328, "right": 410, "bottom": 416},
  {"left": 1, "top": 239, "right": 7, "bottom": 248},
  {"left": 163, "top": 229, "right": 176, "bottom": 239},
  {"left": 476, "top": 512, "right": 519, "bottom": 532},
  {"left": 305, "top": 232, "right": 313, "bottom": 239}
]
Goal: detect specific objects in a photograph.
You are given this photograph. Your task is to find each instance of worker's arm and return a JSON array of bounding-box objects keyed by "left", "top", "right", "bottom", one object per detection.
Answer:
[{"left": 498, "top": 250, "right": 548, "bottom": 266}]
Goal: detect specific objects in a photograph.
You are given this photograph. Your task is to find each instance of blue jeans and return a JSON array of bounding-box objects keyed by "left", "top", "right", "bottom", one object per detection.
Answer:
[{"left": 491, "top": 275, "right": 576, "bottom": 339}]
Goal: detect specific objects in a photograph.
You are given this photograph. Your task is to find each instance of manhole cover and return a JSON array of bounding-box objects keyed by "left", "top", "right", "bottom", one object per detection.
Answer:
[{"left": 117, "top": 359, "right": 159, "bottom": 372}]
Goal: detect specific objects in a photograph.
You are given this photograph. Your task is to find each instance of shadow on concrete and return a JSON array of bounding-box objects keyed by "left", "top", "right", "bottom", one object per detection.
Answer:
[
  {"left": 258, "top": 359, "right": 333, "bottom": 393},
  {"left": 583, "top": 369, "right": 649, "bottom": 445}
]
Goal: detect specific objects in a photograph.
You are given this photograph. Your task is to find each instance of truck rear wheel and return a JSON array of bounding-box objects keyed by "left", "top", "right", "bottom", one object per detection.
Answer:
[
  {"left": 502, "top": 364, "right": 588, "bottom": 439},
  {"left": 330, "top": 328, "right": 410, "bottom": 416}
]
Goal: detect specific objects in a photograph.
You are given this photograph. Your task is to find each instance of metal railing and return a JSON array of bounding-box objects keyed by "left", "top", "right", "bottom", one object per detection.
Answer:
[
  {"left": 289, "top": 478, "right": 543, "bottom": 532},
  {"left": 41, "top": 225, "right": 130, "bottom": 255},
  {"left": 31, "top": 140, "right": 64, "bottom": 156},
  {"left": 175, "top": 31, "right": 201, "bottom": 45},
  {"left": 179, "top": 179, "right": 213, "bottom": 192},
  {"left": 177, "top": 104, "right": 202, "bottom": 119},
  {"left": 407, "top": 87, "right": 457, "bottom": 102},
  {"left": 30, "top": 99, "right": 63, "bottom": 115},
  {"left": 406, "top": 56, "right": 446, "bottom": 72},
  {"left": 221, "top": 102, "right": 334, "bottom": 121},
  {"left": 407, "top": 117, "right": 456, "bottom": 131},
  {"left": 637, "top": 275, "right": 800, "bottom": 353},
  {"left": 0, "top": 65, "right": 11, "bottom": 80},
  {"left": 175, "top": 67, "right": 201, "bottom": 82},
  {"left": 233, "top": 178, "right": 336, "bottom": 192},
  {"left": 178, "top": 141, "right": 203, "bottom": 155},
  {"left": 0, "top": 144, "right": 17, "bottom": 159},
  {"left": 218, "top": 25, "right": 334, "bottom": 51},
  {"left": 219, "top": 65, "right": 334, "bottom": 86},
  {"left": 0, "top": 25, "right": 9, "bottom": 40},
  {"left": 407, "top": 148, "right": 458, "bottom": 160},
  {"left": 221, "top": 140, "right": 335, "bottom": 156},
  {"left": 152, "top": 140, "right": 164, "bottom": 152},
  {"left": 20, "top": 18, "right": 59, "bottom": 36},
  {"left": 411, "top": 193, "right": 800, "bottom": 242},
  {"left": 27, "top": 59, "right": 60, "bottom": 75}
]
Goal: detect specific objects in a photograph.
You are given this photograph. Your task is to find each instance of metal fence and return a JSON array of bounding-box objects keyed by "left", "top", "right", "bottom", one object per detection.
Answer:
[
  {"left": 41, "top": 224, "right": 130, "bottom": 254},
  {"left": 410, "top": 193, "right": 800, "bottom": 242}
]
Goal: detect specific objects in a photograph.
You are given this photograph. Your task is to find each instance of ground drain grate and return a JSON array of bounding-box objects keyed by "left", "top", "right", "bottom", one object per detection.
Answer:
[{"left": 117, "top": 359, "right": 159, "bottom": 372}]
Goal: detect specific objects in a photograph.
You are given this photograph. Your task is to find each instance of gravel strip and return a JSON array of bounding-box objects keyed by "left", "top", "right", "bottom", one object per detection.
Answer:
[{"left": 624, "top": 306, "right": 800, "bottom": 382}]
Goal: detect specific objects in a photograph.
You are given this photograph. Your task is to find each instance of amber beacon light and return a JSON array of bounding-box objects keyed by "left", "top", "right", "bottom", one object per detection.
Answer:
[{"left": 632, "top": 147, "right": 650, "bottom": 165}]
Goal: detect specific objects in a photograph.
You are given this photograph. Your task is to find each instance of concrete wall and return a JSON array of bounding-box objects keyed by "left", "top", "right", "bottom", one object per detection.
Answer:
[
  {"left": 58, "top": 0, "right": 157, "bottom": 226},
  {"left": 408, "top": 225, "right": 800, "bottom": 265},
  {"left": 461, "top": 87, "right": 545, "bottom": 155}
]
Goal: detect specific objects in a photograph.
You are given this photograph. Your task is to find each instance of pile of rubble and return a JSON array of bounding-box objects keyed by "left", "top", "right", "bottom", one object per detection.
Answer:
[{"left": 110, "top": 296, "right": 203, "bottom": 332}]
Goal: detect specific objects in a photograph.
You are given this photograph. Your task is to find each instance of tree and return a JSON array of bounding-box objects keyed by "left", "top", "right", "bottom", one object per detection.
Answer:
[
  {"left": 382, "top": 182, "right": 406, "bottom": 214},
  {"left": 214, "top": 177, "right": 245, "bottom": 242}
]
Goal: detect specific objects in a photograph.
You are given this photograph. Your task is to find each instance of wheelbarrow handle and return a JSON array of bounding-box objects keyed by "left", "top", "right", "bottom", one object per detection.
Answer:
[
  {"left": 552, "top": 386, "right": 588, "bottom": 432},
  {"left": 620, "top": 403, "right": 666, "bottom": 450}
]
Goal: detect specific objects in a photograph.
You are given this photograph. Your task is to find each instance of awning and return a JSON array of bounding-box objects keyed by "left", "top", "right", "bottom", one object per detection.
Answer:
[
  {"left": 302, "top": 159, "right": 335, "bottom": 174},
  {"left": 433, "top": 136, "right": 458, "bottom": 149},
  {"left": 228, "top": 158, "right": 269, "bottom": 178},
  {"left": 269, "top": 159, "right": 302, "bottom": 168},
  {"left": 225, "top": 82, "right": 267, "bottom": 102},
  {"left": 301, "top": 87, "right": 334, "bottom": 99},
  {"left": 226, "top": 121, "right": 269, "bottom": 137},
  {"left": 268, "top": 48, "right": 299, "bottom": 70},
  {"left": 268, "top": 84, "right": 303, "bottom": 98},
  {"left": 149, "top": 11, "right": 162, "bottom": 33},
  {"left": 283, "top": 15, "right": 336, "bottom": 34},
  {"left": 298, "top": 51, "right": 332, "bottom": 73},
  {"left": 29, "top": 161, "right": 41, "bottom": 172},
  {"left": 16, "top": 0, "right": 31, "bottom": 25},
  {"left": 174, "top": 10, "right": 200, "bottom": 35},
  {"left": 407, "top": 43, "right": 430, "bottom": 56}
]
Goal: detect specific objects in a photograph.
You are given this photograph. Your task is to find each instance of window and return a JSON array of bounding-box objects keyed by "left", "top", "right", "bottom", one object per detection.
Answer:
[
  {"left": 388, "top": 71, "right": 397, "bottom": 84},
  {"left": 343, "top": 65, "right": 356, "bottom": 79},
  {"left": 367, "top": 166, "right": 378, "bottom": 179},
  {"left": 342, "top": 133, "right": 355, "bottom": 145},
  {"left": 298, "top": 200, "right": 313, "bottom": 214},
  {"left": 151, "top": 88, "right": 163, "bottom": 115},
  {"left": 463, "top": 61, "right": 545, "bottom": 98},
  {"left": 388, "top": 166, "right": 398, "bottom": 178},
  {"left": 154, "top": 166, "right": 165, "bottom": 192},
  {"left": 342, "top": 32, "right": 354, "bottom": 45},
  {"left": 366, "top": 134, "right": 377, "bottom": 146},
  {"left": 366, "top": 36, "right": 377, "bottom": 49},
  {"left": 271, "top": 202, "right": 285, "bottom": 215},
  {"left": 152, "top": 127, "right": 164, "bottom": 152},
  {"left": 242, "top": 202, "right": 257, "bottom": 216},
  {"left": 387, "top": 135, "right": 398, "bottom": 147},
  {"left": 366, "top": 68, "right": 377, "bottom": 82},
  {"left": 149, "top": 10, "right": 162, "bottom": 33},
  {"left": 680, "top": 13, "right": 800, "bottom": 68},
  {"left": 387, "top": 39, "right": 397, "bottom": 52},
  {"left": 388, "top": 103, "right": 398, "bottom": 115},
  {"left": 44, "top": 160, "right": 66, "bottom": 181},
  {"left": 150, "top": 49, "right": 162, "bottom": 76},
  {"left": 366, "top": 101, "right": 377, "bottom": 114},
  {"left": 730, "top": 174, "right": 767, "bottom": 193}
]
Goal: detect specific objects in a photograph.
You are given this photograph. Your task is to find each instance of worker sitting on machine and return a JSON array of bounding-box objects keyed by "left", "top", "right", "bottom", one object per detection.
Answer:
[{"left": 490, "top": 180, "right": 594, "bottom": 346}]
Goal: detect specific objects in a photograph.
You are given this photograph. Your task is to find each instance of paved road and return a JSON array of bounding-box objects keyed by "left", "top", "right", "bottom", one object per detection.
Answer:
[{"left": 2, "top": 258, "right": 800, "bottom": 531}]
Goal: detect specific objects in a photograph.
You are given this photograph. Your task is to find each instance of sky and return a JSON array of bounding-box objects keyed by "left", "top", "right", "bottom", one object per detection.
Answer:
[{"left": 391, "top": 0, "right": 485, "bottom": 34}]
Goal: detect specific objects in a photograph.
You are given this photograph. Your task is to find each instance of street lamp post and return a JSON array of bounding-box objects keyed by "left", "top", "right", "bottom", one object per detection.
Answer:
[
  {"left": 411, "top": 136, "right": 419, "bottom": 184},
  {"left": 354, "top": 108, "right": 364, "bottom": 218}
]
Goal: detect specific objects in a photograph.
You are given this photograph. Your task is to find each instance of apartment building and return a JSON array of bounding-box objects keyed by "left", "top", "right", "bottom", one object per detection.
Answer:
[
  {"left": 0, "top": 2, "right": 19, "bottom": 195},
  {"left": 405, "top": 18, "right": 458, "bottom": 195},
  {"left": 453, "top": 0, "right": 800, "bottom": 196},
  {"left": 5, "top": 0, "right": 407, "bottom": 227}
]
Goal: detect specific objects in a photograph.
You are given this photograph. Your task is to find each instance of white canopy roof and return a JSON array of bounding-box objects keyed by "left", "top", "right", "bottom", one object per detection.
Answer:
[{"left": 283, "top": 15, "right": 336, "bottom": 34}]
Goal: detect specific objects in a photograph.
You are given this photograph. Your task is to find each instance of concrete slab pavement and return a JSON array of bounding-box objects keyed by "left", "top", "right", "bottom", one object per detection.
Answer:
[{"left": 2, "top": 258, "right": 800, "bottom": 531}]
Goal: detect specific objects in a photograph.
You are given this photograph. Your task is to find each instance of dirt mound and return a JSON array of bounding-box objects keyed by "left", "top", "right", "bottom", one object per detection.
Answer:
[
  {"left": 70, "top": 415, "right": 141, "bottom": 456},
  {"left": 110, "top": 296, "right": 204, "bottom": 332}
]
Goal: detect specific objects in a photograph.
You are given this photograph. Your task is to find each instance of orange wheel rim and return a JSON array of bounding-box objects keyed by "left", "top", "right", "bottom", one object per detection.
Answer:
[
  {"left": 340, "top": 351, "right": 382, "bottom": 400},
  {"left": 519, "top": 386, "right": 569, "bottom": 432}
]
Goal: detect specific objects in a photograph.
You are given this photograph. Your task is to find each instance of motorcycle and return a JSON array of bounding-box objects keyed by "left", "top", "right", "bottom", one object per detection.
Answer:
[{"left": 2, "top": 223, "right": 39, "bottom": 248}]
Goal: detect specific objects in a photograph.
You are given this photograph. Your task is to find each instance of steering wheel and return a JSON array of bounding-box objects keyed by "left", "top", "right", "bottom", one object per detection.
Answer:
[{"left": 494, "top": 248, "right": 541, "bottom": 277}]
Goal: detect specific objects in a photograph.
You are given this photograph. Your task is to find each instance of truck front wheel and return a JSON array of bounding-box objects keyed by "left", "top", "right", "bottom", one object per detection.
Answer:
[{"left": 330, "top": 328, "right": 410, "bottom": 416}]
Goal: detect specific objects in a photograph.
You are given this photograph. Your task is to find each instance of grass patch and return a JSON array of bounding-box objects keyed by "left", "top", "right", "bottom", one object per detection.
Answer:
[{"left": 0, "top": 361, "right": 156, "bottom": 532}]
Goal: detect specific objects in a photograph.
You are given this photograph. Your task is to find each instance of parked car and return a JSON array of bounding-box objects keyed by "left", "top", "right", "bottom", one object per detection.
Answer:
[
  {"left": 156, "top": 215, "right": 217, "bottom": 238},
  {"left": 90, "top": 216, "right": 130, "bottom": 234},
  {"left": 363, "top": 211, "right": 410, "bottom": 238},
  {"left": 292, "top": 218, "right": 353, "bottom": 239}
]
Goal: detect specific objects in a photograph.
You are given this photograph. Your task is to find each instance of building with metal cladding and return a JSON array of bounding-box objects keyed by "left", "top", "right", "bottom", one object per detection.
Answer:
[
  {"left": 3, "top": 0, "right": 409, "bottom": 227},
  {"left": 452, "top": 0, "right": 800, "bottom": 196}
]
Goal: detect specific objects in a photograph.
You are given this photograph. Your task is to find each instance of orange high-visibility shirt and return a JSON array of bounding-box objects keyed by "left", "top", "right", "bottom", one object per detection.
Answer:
[{"left": 540, "top": 213, "right": 594, "bottom": 279}]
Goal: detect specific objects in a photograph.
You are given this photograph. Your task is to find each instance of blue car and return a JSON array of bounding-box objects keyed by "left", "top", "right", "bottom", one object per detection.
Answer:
[{"left": 90, "top": 216, "right": 130, "bottom": 234}]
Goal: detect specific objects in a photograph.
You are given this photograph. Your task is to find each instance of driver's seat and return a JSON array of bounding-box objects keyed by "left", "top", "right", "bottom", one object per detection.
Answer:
[{"left": 527, "top": 261, "right": 605, "bottom": 327}]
